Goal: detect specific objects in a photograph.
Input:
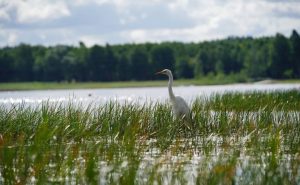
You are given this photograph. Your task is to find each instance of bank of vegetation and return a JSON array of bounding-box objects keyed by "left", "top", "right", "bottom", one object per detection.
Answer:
[{"left": 0, "top": 30, "right": 299, "bottom": 83}]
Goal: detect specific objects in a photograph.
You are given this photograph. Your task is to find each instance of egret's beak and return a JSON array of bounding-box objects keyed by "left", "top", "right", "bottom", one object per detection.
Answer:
[{"left": 155, "top": 71, "right": 163, "bottom": 75}]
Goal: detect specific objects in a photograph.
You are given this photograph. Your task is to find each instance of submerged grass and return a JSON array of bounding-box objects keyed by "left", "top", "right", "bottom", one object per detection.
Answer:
[{"left": 0, "top": 90, "right": 300, "bottom": 184}]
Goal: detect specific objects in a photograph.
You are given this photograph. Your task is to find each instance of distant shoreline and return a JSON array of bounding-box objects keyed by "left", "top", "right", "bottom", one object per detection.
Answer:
[{"left": 0, "top": 79, "right": 299, "bottom": 91}]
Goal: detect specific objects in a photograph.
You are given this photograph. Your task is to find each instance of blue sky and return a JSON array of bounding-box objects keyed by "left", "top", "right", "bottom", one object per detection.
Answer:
[{"left": 0, "top": 0, "right": 300, "bottom": 46}]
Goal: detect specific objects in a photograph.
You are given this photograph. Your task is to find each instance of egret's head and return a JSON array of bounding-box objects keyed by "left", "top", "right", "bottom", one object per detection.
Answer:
[{"left": 155, "top": 69, "right": 172, "bottom": 76}]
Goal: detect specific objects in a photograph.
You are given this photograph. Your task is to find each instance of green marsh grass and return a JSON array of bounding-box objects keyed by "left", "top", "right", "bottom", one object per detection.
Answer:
[{"left": 0, "top": 90, "right": 300, "bottom": 184}]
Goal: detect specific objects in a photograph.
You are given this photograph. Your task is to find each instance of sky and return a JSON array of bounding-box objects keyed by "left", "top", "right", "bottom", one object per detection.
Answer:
[{"left": 0, "top": 0, "right": 300, "bottom": 47}]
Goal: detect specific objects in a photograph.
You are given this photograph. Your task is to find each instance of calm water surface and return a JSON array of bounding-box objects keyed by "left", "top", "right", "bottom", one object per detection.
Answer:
[{"left": 0, "top": 83, "right": 299, "bottom": 105}]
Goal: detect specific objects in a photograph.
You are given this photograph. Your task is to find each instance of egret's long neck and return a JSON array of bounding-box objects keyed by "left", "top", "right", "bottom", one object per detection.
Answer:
[{"left": 168, "top": 73, "right": 175, "bottom": 101}]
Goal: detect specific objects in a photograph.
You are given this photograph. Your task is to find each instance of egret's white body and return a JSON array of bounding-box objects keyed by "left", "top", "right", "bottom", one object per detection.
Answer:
[{"left": 156, "top": 69, "right": 190, "bottom": 119}]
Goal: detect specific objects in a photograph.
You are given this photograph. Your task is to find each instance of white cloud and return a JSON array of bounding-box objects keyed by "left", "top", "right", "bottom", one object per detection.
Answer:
[
  {"left": 8, "top": 33, "right": 18, "bottom": 45},
  {"left": 0, "top": 28, "right": 19, "bottom": 46},
  {"left": 79, "top": 35, "right": 106, "bottom": 46},
  {"left": 0, "top": 10, "right": 10, "bottom": 21},
  {"left": 165, "top": 0, "right": 300, "bottom": 38},
  {"left": 121, "top": 26, "right": 220, "bottom": 43},
  {"left": 124, "top": 29, "right": 147, "bottom": 43},
  {"left": 2, "top": 0, "right": 70, "bottom": 23},
  {"left": 0, "top": 0, "right": 299, "bottom": 46}
]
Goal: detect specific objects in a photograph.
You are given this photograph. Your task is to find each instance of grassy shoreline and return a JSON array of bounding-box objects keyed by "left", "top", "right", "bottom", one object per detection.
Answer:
[
  {"left": 0, "top": 78, "right": 299, "bottom": 91},
  {"left": 0, "top": 79, "right": 220, "bottom": 91}
]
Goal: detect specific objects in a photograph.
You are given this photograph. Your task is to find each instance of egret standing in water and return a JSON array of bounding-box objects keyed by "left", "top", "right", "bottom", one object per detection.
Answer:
[{"left": 156, "top": 69, "right": 191, "bottom": 120}]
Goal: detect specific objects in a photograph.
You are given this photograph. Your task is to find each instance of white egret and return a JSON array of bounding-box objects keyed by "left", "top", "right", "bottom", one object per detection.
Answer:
[{"left": 156, "top": 69, "right": 191, "bottom": 120}]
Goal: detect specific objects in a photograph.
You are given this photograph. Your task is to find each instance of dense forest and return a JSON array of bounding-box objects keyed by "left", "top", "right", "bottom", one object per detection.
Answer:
[{"left": 0, "top": 30, "right": 299, "bottom": 82}]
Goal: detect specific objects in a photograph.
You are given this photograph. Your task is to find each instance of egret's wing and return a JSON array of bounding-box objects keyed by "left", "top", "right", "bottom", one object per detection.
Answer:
[{"left": 174, "top": 96, "right": 190, "bottom": 116}]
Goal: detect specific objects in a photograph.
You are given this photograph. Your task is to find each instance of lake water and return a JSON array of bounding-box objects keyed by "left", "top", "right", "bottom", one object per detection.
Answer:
[
  {"left": 1, "top": 83, "right": 299, "bottom": 184},
  {"left": 0, "top": 83, "right": 299, "bottom": 106}
]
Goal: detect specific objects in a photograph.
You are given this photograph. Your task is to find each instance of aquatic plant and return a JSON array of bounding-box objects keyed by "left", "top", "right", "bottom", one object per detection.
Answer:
[{"left": 0, "top": 90, "right": 299, "bottom": 184}]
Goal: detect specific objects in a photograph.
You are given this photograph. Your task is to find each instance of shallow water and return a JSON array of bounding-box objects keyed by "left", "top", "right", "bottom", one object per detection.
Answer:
[
  {"left": 1, "top": 85, "right": 299, "bottom": 184},
  {"left": 4, "top": 134, "right": 296, "bottom": 185},
  {"left": 0, "top": 83, "right": 299, "bottom": 106}
]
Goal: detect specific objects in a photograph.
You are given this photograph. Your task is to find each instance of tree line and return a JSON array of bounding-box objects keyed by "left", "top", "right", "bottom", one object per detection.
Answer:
[{"left": 0, "top": 30, "right": 299, "bottom": 82}]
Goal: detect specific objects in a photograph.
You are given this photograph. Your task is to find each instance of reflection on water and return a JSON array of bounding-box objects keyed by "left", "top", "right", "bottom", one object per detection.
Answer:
[
  {"left": 3, "top": 134, "right": 296, "bottom": 185},
  {"left": 0, "top": 83, "right": 299, "bottom": 106}
]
